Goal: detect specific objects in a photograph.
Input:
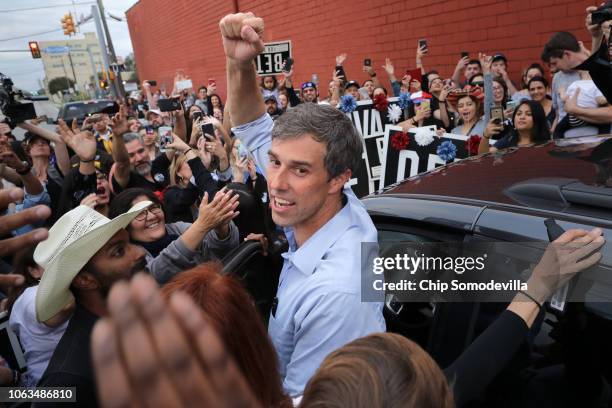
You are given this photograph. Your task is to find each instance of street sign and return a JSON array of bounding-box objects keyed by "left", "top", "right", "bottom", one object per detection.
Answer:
[
  {"left": 42, "top": 46, "right": 70, "bottom": 55},
  {"left": 256, "top": 40, "right": 291, "bottom": 76}
]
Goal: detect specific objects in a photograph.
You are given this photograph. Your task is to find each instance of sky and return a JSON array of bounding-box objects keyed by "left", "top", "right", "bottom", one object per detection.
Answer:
[{"left": 0, "top": 0, "right": 138, "bottom": 91}]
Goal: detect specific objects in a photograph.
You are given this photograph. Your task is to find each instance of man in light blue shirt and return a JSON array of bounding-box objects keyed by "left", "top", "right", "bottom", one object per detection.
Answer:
[{"left": 222, "top": 13, "right": 385, "bottom": 397}]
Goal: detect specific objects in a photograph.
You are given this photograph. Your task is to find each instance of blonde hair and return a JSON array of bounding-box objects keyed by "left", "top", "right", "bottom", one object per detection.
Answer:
[{"left": 169, "top": 153, "right": 189, "bottom": 187}]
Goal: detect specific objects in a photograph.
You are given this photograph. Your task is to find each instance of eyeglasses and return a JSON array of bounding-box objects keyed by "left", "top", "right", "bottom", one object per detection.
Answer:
[
  {"left": 471, "top": 81, "right": 484, "bottom": 87},
  {"left": 134, "top": 203, "right": 163, "bottom": 221}
]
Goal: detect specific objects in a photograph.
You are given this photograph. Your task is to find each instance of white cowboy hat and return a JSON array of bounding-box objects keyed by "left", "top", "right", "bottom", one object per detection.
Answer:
[{"left": 34, "top": 201, "right": 153, "bottom": 322}]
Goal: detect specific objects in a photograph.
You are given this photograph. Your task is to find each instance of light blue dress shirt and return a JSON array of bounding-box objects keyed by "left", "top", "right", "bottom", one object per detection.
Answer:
[{"left": 233, "top": 113, "right": 385, "bottom": 397}]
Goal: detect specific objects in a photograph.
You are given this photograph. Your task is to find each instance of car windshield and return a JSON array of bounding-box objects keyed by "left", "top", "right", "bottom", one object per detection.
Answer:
[{"left": 59, "top": 101, "right": 115, "bottom": 121}]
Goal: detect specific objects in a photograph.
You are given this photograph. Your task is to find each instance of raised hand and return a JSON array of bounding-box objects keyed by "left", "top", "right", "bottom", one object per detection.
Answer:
[
  {"left": 92, "top": 273, "right": 262, "bottom": 408},
  {"left": 111, "top": 110, "right": 129, "bottom": 137},
  {"left": 196, "top": 188, "right": 239, "bottom": 232},
  {"left": 479, "top": 52, "right": 492, "bottom": 74},
  {"left": 0, "top": 150, "right": 27, "bottom": 172},
  {"left": 219, "top": 12, "right": 265, "bottom": 63},
  {"left": 416, "top": 44, "right": 427, "bottom": 60},
  {"left": 336, "top": 53, "right": 347, "bottom": 66},
  {"left": 526, "top": 228, "right": 604, "bottom": 304},
  {"left": 202, "top": 115, "right": 222, "bottom": 130},
  {"left": 57, "top": 119, "right": 97, "bottom": 161},
  {"left": 382, "top": 58, "right": 395, "bottom": 76},
  {"left": 455, "top": 56, "right": 469, "bottom": 72}
]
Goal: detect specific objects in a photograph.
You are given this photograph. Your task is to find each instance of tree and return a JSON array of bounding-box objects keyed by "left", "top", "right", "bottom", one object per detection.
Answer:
[
  {"left": 123, "top": 53, "right": 139, "bottom": 83},
  {"left": 124, "top": 53, "right": 136, "bottom": 71},
  {"left": 48, "top": 77, "right": 75, "bottom": 94}
]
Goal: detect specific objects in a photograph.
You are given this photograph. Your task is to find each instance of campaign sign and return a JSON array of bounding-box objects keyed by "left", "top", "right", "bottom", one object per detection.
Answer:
[
  {"left": 379, "top": 126, "right": 469, "bottom": 189},
  {"left": 256, "top": 41, "right": 292, "bottom": 76},
  {"left": 346, "top": 149, "right": 374, "bottom": 198},
  {"left": 345, "top": 97, "right": 403, "bottom": 184}
]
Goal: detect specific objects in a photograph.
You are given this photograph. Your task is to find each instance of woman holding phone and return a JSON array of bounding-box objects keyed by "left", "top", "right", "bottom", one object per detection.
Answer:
[{"left": 478, "top": 100, "right": 551, "bottom": 154}]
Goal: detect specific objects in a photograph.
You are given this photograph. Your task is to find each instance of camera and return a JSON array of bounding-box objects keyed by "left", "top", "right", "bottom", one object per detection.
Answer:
[
  {"left": 0, "top": 73, "right": 36, "bottom": 128},
  {"left": 591, "top": 2, "right": 612, "bottom": 25}
]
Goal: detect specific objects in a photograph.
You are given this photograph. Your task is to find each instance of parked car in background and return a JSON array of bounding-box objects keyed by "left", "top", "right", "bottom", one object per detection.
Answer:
[{"left": 54, "top": 99, "right": 118, "bottom": 125}]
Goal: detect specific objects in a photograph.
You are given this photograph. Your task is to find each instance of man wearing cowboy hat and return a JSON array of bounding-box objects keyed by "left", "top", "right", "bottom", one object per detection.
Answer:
[{"left": 34, "top": 200, "right": 153, "bottom": 406}]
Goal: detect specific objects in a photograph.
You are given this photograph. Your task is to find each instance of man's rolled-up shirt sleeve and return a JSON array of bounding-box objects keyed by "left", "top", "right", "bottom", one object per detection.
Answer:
[{"left": 231, "top": 113, "right": 274, "bottom": 179}]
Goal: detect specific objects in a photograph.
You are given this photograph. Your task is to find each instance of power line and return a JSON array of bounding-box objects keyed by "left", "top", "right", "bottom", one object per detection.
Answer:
[
  {"left": 0, "top": 21, "right": 92, "bottom": 43},
  {"left": 0, "top": 2, "right": 95, "bottom": 13}
]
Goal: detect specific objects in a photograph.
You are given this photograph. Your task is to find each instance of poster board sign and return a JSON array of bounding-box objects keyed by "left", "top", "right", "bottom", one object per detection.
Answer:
[
  {"left": 256, "top": 41, "right": 292, "bottom": 76},
  {"left": 344, "top": 97, "right": 404, "bottom": 184},
  {"left": 379, "top": 126, "right": 469, "bottom": 189}
]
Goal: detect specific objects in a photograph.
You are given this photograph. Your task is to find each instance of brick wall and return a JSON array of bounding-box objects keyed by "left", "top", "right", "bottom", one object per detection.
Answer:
[{"left": 126, "top": 0, "right": 595, "bottom": 101}]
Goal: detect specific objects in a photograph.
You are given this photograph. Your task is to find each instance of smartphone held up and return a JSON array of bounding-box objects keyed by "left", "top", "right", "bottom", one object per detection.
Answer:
[{"left": 158, "top": 126, "right": 173, "bottom": 152}]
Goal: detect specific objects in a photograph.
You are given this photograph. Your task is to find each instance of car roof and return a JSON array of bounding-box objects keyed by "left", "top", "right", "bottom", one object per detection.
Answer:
[
  {"left": 63, "top": 99, "right": 113, "bottom": 107},
  {"left": 378, "top": 135, "right": 612, "bottom": 220}
]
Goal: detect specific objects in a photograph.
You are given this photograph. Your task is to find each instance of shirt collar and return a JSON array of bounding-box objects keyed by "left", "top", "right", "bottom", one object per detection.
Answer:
[{"left": 283, "top": 193, "right": 354, "bottom": 276}]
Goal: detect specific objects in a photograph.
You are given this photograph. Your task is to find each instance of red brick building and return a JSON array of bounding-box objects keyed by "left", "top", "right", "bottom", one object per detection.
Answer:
[{"left": 126, "top": 0, "right": 595, "bottom": 100}]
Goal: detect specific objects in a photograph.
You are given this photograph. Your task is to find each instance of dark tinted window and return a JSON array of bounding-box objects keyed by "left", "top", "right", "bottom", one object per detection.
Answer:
[{"left": 59, "top": 100, "right": 115, "bottom": 121}]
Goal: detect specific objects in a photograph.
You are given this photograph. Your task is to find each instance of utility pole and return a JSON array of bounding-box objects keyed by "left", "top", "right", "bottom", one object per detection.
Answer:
[
  {"left": 66, "top": 44, "right": 78, "bottom": 90},
  {"left": 87, "top": 47, "right": 102, "bottom": 97},
  {"left": 97, "top": 0, "right": 125, "bottom": 97},
  {"left": 92, "top": 4, "right": 117, "bottom": 98}
]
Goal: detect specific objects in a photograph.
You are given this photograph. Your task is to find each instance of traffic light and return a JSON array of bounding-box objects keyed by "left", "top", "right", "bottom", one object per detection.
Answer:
[
  {"left": 61, "top": 13, "right": 75, "bottom": 36},
  {"left": 28, "top": 41, "right": 41, "bottom": 59}
]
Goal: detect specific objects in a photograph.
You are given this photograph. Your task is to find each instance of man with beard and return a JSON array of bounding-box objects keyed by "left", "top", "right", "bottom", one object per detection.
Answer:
[
  {"left": 110, "top": 109, "right": 173, "bottom": 195},
  {"left": 35, "top": 200, "right": 152, "bottom": 406},
  {"left": 300, "top": 81, "right": 319, "bottom": 103}
]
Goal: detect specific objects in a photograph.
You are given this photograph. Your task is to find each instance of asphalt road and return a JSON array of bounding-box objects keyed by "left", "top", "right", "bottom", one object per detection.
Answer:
[{"left": 11, "top": 100, "right": 60, "bottom": 140}]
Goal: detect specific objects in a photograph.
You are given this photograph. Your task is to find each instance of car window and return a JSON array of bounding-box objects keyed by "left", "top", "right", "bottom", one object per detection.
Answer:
[{"left": 59, "top": 101, "right": 115, "bottom": 120}]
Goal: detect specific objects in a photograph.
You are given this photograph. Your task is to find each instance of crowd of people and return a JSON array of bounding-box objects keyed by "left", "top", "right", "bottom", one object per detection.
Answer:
[{"left": 0, "top": 4, "right": 610, "bottom": 408}]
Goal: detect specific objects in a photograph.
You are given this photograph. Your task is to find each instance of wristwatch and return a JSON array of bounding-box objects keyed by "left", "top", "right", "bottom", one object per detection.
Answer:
[{"left": 16, "top": 161, "right": 32, "bottom": 175}]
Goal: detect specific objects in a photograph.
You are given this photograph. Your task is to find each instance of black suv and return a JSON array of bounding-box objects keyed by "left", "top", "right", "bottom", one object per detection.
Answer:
[
  {"left": 224, "top": 135, "right": 612, "bottom": 406},
  {"left": 55, "top": 99, "right": 118, "bottom": 125}
]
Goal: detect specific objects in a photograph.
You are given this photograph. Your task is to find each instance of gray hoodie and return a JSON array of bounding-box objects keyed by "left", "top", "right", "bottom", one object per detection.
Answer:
[{"left": 145, "top": 221, "right": 239, "bottom": 284}]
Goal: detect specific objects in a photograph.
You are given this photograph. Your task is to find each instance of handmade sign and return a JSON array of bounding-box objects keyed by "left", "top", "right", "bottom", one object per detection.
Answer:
[
  {"left": 343, "top": 96, "right": 404, "bottom": 197},
  {"left": 379, "top": 126, "right": 470, "bottom": 189}
]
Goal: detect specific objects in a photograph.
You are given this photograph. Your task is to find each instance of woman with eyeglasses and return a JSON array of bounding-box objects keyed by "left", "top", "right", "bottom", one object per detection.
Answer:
[{"left": 109, "top": 187, "right": 239, "bottom": 284}]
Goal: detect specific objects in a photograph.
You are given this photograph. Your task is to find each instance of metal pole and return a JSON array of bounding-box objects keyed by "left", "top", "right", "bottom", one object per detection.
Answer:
[
  {"left": 88, "top": 47, "right": 101, "bottom": 97},
  {"left": 97, "top": 0, "right": 125, "bottom": 96},
  {"left": 91, "top": 4, "right": 116, "bottom": 98},
  {"left": 66, "top": 44, "right": 78, "bottom": 90}
]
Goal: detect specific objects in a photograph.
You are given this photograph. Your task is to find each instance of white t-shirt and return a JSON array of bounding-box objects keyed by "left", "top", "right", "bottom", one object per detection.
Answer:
[
  {"left": 8, "top": 286, "right": 69, "bottom": 386},
  {"left": 566, "top": 80, "right": 604, "bottom": 109}
]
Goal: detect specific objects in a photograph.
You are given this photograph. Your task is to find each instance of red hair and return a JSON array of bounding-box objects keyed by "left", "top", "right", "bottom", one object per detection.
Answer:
[{"left": 161, "top": 262, "right": 290, "bottom": 408}]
